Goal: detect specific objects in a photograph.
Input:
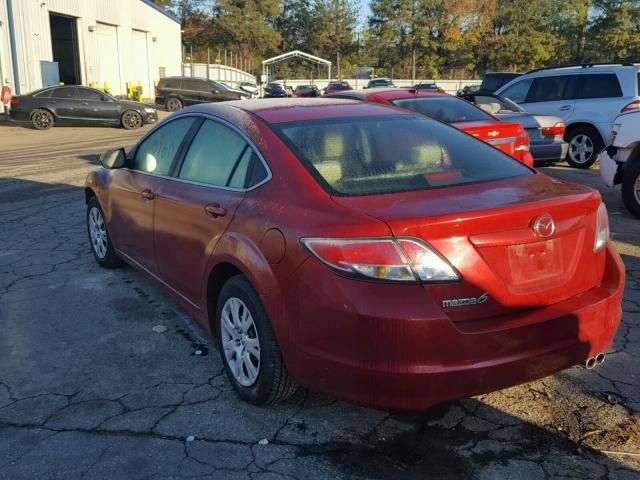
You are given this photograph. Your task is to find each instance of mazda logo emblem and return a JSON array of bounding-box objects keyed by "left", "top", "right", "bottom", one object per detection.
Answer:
[{"left": 533, "top": 214, "right": 555, "bottom": 238}]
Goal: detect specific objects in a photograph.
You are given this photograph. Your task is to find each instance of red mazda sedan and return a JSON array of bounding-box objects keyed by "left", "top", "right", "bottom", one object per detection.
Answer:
[
  {"left": 326, "top": 88, "right": 535, "bottom": 167},
  {"left": 85, "top": 99, "right": 623, "bottom": 411}
]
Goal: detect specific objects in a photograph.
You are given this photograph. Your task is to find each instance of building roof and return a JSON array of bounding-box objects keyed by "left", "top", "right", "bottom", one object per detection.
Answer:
[{"left": 140, "top": 0, "right": 181, "bottom": 24}]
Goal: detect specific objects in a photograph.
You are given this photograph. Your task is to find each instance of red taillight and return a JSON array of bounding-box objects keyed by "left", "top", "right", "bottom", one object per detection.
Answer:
[
  {"left": 300, "top": 237, "right": 460, "bottom": 283},
  {"left": 621, "top": 99, "right": 640, "bottom": 113},
  {"left": 10, "top": 97, "right": 19, "bottom": 106},
  {"left": 155, "top": 88, "right": 160, "bottom": 97},
  {"left": 542, "top": 122, "right": 565, "bottom": 136}
]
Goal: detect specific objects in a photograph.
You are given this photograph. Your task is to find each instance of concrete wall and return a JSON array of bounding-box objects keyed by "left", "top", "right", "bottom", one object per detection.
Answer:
[{"left": 1, "top": 0, "right": 181, "bottom": 97}]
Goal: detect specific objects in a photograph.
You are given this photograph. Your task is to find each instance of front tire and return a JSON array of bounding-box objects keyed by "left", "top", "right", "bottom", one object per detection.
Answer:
[
  {"left": 121, "top": 110, "right": 143, "bottom": 130},
  {"left": 87, "top": 197, "right": 123, "bottom": 268},
  {"left": 215, "top": 275, "right": 297, "bottom": 405},
  {"left": 31, "top": 109, "right": 54, "bottom": 130},
  {"left": 566, "top": 126, "right": 602, "bottom": 169},
  {"left": 622, "top": 161, "right": 640, "bottom": 219}
]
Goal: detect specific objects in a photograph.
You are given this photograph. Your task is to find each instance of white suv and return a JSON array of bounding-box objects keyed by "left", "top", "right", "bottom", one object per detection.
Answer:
[
  {"left": 495, "top": 63, "right": 640, "bottom": 168},
  {"left": 601, "top": 110, "right": 640, "bottom": 218}
]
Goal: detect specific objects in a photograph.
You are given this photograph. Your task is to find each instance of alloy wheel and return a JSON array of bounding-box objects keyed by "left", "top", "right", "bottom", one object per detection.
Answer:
[
  {"left": 634, "top": 175, "right": 640, "bottom": 205},
  {"left": 122, "top": 111, "right": 142, "bottom": 129},
  {"left": 568, "top": 134, "right": 594, "bottom": 165},
  {"left": 221, "top": 297, "right": 261, "bottom": 387},
  {"left": 89, "top": 207, "right": 108, "bottom": 259},
  {"left": 32, "top": 111, "right": 53, "bottom": 129},
  {"left": 166, "top": 99, "right": 182, "bottom": 112}
]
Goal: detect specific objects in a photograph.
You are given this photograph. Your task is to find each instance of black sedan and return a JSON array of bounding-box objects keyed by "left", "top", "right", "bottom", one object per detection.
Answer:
[
  {"left": 9, "top": 86, "right": 158, "bottom": 130},
  {"left": 263, "top": 82, "right": 289, "bottom": 98}
]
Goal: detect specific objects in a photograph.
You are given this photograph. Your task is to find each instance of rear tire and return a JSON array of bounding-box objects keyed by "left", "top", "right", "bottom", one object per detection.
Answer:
[
  {"left": 166, "top": 98, "right": 183, "bottom": 112},
  {"left": 87, "top": 197, "right": 124, "bottom": 268},
  {"left": 121, "top": 110, "right": 143, "bottom": 130},
  {"left": 621, "top": 161, "right": 640, "bottom": 219},
  {"left": 215, "top": 275, "right": 298, "bottom": 405},
  {"left": 565, "top": 126, "right": 602, "bottom": 169},
  {"left": 31, "top": 109, "right": 54, "bottom": 130}
]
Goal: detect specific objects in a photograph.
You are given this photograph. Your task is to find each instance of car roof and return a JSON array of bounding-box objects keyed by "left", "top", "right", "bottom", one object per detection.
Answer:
[
  {"left": 331, "top": 89, "right": 449, "bottom": 100},
  {"left": 179, "top": 98, "right": 405, "bottom": 124}
]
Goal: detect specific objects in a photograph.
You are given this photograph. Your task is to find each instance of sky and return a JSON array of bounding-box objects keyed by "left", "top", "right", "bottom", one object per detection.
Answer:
[{"left": 357, "top": 0, "right": 371, "bottom": 28}]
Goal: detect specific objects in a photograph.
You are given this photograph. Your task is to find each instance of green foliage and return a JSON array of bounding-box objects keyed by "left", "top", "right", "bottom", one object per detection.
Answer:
[{"left": 170, "top": 0, "right": 640, "bottom": 79}]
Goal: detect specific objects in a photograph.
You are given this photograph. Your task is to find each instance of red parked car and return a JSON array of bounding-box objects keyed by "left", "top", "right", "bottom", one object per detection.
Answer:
[
  {"left": 323, "top": 81, "right": 352, "bottom": 94},
  {"left": 86, "top": 99, "right": 623, "bottom": 411},
  {"left": 293, "top": 85, "right": 321, "bottom": 97},
  {"left": 326, "top": 88, "right": 535, "bottom": 167}
]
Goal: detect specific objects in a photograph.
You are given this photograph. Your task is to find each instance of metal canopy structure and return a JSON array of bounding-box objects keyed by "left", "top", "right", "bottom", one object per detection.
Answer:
[{"left": 262, "top": 50, "right": 331, "bottom": 83}]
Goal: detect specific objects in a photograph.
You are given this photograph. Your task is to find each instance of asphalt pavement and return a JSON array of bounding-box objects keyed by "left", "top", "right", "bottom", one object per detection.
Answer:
[{"left": 0, "top": 116, "right": 638, "bottom": 479}]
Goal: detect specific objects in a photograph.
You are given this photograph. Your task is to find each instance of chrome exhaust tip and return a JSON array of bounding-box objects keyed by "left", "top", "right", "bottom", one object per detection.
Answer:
[
  {"left": 595, "top": 352, "right": 606, "bottom": 365},
  {"left": 584, "top": 356, "right": 597, "bottom": 369}
]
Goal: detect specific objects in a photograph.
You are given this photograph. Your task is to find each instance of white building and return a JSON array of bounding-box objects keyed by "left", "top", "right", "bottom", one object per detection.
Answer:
[{"left": 0, "top": 0, "right": 181, "bottom": 98}]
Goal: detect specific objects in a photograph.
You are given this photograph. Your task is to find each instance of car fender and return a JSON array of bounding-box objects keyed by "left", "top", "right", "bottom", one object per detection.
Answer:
[
  {"left": 566, "top": 117, "right": 611, "bottom": 145},
  {"left": 202, "top": 231, "right": 290, "bottom": 347},
  {"left": 600, "top": 150, "right": 618, "bottom": 187},
  {"left": 32, "top": 105, "right": 58, "bottom": 120},
  {"left": 204, "top": 231, "right": 279, "bottom": 297}
]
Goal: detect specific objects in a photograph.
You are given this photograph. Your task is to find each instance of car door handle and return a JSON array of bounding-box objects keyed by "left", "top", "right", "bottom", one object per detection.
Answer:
[
  {"left": 141, "top": 189, "right": 155, "bottom": 200},
  {"left": 559, "top": 105, "right": 571, "bottom": 111},
  {"left": 82, "top": 102, "right": 88, "bottom": 105},
  {"left": 204, "top": 203, "right": 226, "bottom": 218}
]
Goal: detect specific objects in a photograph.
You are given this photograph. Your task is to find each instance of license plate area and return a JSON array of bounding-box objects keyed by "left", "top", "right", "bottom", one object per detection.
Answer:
[{"left": 508, "top": 239, "right": 563, "bottom": 285}]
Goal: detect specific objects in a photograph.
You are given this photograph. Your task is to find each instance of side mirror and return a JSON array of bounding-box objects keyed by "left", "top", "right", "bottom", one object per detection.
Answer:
[
  {"left": 212, "top": 89, "right": 218, "bottom": 94},
  {"left": 100, "top": 147, "right": 126, "bottom": 169}
]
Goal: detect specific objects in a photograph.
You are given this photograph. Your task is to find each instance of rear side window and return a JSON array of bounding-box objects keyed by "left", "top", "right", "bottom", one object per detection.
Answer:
[
  {"left": 579, "top": 74, "right": 622, "bottom": 98},
  {"left": 49, "top": 87, "right": 76, "bottom": 99},
  {"left": 132, "top": 117, "right": 194, "bottom": 175},
  {"left": 77, "top": 88, "right": 107, "bottom": 101},
  {"left": 33, "top": 89, "right": 53, "bottom": 98},
  {"left": 391, "top": 96, "right": 492, "bottom": 123},
  {"left": 178, "top": 119, "right": 266, "bottom": 189},
  {"left": 274, "top": 115, "right": 532, "bottom": 196},
  {"left": 161, "top": 78, "right": 181, "bottom": 89},
  {"left": 526, "top": 76, "right": 569, "bottom": 102},
  {"left": 183, "top": 79, "right": 210, "bottom": 92}
]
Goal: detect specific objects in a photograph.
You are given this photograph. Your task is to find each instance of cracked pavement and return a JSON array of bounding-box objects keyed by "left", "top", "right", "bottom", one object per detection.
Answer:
[{"left": 0, "top": 117, "right": 638, "bottom": 479}]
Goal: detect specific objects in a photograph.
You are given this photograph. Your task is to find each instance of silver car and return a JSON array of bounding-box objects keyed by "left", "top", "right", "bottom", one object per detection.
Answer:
[{"left": 468, "top": 93, "right": 568, "bottom": 165}]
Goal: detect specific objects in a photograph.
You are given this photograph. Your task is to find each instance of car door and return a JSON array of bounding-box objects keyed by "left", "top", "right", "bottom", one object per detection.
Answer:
[
  {"left": 181, "top": 79, "right": 203, "bottom": 106},
  {"left": 46, "top": 87, "right": 78, "bottom": 121},
  {"left": 207, "top": 81, "right": 228, "bottom": 102},
  {"left": 153, "top": 117, "right": 269, "bottom": 304},
  {"left": 75, "top": 88, "right": 119, "bottom": 123},
  {"left": 519, "top": 75, "right": 576, "bottom": 122},
  {"left": 107, "top": 116, "right": 197, "bottom": 273}
]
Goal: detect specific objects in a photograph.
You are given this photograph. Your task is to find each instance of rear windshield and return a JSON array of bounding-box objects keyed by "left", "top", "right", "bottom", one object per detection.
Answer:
[
  {"left": 391, "top": 96, "right": 492, "bottom": 123},
  {"left": 274, "top": 115, "right": 532, "bottom": 196},
  {"left": 328, "top": 84, "right": 351, "bottom": 91}
]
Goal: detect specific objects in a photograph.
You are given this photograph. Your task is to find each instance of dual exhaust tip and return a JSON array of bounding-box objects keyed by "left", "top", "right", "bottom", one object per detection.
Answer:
[{"left": 583, "top": 352, "right": 606, "bottom": 369}]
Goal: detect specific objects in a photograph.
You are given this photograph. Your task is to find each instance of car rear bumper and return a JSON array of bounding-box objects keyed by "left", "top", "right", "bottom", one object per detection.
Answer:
[
  {"left": 531, "top": 139, "right": 569, "bottom": 164},
  {"left": 283, "top": 244, "right": 624, "bottom": 411},
  {"left": 8, "top": 109, "right": 30, "bottom": 122}
]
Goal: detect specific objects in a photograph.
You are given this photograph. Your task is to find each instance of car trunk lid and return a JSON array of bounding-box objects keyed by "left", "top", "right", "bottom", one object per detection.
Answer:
[
  {"left": 452, "top": 120, "right": 524, "bottom": 157},
  {"left": 332, "top": 173, "right": 605, "bottom": 322}
]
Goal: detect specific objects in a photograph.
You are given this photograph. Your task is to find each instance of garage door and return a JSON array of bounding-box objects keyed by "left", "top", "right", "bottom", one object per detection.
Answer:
[
  {"left": 132, "top": 30, "right": 151, "bottom": 101},
  {"left": 96, "top": 23, "right": 122, "bottom": 96}
]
